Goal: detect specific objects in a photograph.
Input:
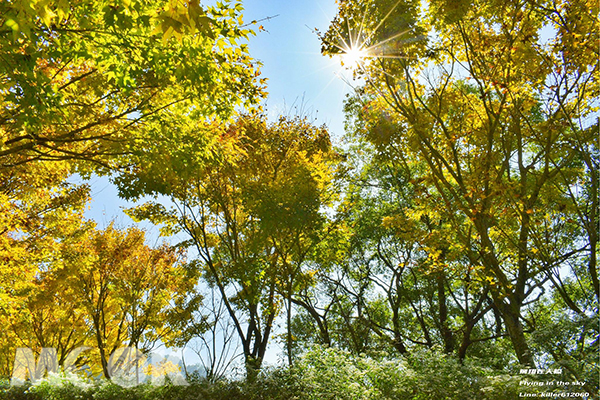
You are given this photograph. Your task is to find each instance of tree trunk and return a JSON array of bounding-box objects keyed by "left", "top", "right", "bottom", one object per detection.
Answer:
[
  {"left": 286, "top": 292, "right": 293, "bottom": 366},
  {"left": 245, "top": 355, "right": 261, "bottom": 383},
  {"left": 458, "top": 324, "right": 472, "bottom": 361},
  {"left": 498, "top": 296, "right": 534, "bottom": 366},
  {"left": 437, "top": 273, "right": 454, "bottom": 353}
]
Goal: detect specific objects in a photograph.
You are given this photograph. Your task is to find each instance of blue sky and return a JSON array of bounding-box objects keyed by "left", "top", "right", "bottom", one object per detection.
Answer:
[{"left": 243, "top": 0, "right": 351, "bottom": 138}]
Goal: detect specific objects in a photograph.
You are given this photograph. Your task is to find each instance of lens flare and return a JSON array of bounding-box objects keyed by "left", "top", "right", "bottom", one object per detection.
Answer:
[{"left": 341, "top": 46, "right": 368, "bottom": 69}]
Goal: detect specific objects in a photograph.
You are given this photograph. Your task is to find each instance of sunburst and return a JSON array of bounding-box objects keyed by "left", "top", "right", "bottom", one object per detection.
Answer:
[
  {"left": 326, "top": 0, "right": 414, "bottom": 72},
  {"left": 341, "top": 45, "right": 369, "bottom": 69}
]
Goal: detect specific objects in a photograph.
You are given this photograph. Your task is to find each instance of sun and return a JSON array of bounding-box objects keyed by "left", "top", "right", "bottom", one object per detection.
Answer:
[{"left": 341, "top": 46, "right": 368, "bottom": 69}]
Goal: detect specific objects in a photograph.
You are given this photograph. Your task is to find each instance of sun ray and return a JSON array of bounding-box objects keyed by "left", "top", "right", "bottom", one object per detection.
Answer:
[
  {"left": 330, "top": 18, "right": 353, "bottom": 54},
  {"left": 365, "top": 29, "right": 411, "bottom": 55},
  {"left": 363, "top": 0, "right": 404, "bottom": 47},
  {"left": 314, "top": 73, "right": 344, "bottom": 102},
  {"left": 322, "top": 0, "right": 424, "bottom": 75},
  {"left": 347, "top": 18, "right": 355, "bottom": 50}
]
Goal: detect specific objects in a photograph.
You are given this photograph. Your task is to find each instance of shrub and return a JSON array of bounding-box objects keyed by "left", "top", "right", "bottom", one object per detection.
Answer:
[
  {"left": 283, "top": 346, "right": 539, "bottom": 400},
  {"left": 0, "top": 349, "right": 542, "bottom": 400}
]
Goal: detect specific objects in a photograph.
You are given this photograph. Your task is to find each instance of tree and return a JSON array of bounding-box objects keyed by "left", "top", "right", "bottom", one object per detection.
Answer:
[
  {"left": 0, "top": 160, "right": 91, "bottom": 375},
  {"left": 60, "top": 222, "right": 198, "bottom": 378},
  {"left": 122, "top": 114, "right": 340, "bottom": 379},
  {"left": 323, "top": 127, "right": 510, "bottom": 361},
  {"left": 322, "top": 0, "right": 598, "bottom": 367},
  {"left": 0, "top": 213, "right": 198, "bottom": 379},
  {"left": 0, "top": 1, "right": 262, "bottom": 373},
  {"left": 1, "top": 0, "right": 262, "bottom": 168}
]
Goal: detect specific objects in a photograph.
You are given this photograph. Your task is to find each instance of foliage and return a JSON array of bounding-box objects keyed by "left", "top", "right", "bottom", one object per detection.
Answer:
[
  {"left": 0, "top": 166, "right": 91, "bottom": 375},
  {"left": 0, "top": 0, "right": 597, "bottom": 395},
  {"left": 60, "top": 222, "right": 199, "bottom": 378},
  {"left": 0, "top": 0, "right": 263, "bottom": 169},
  {"left": 0, "top": 0, "right": 262, "bottom": 379}
]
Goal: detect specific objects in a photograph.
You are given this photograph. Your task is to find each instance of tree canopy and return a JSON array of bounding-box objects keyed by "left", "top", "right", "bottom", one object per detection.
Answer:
[{"left": 0, "top": 0, "right": 262, "bottom": 168}]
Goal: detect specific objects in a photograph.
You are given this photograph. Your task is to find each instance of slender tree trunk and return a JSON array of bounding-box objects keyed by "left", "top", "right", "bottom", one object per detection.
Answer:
[
  {"left": 437, "top": 273, "right": 454, "bottom": 353},
  {"left": 391, "top": 307, "right": 408, "bottom": 354},
  {"left": 458, "top": 323, "right": 473, "bottom": 361},
  {"left": 94, "top": 325, "right": 110, "bottom": 379},
  {"left": 286, "top": 291, "right": 293, "bottom": 367},
  {"left": 587, "top": 157, "right": 599, "bottom": 300}
]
